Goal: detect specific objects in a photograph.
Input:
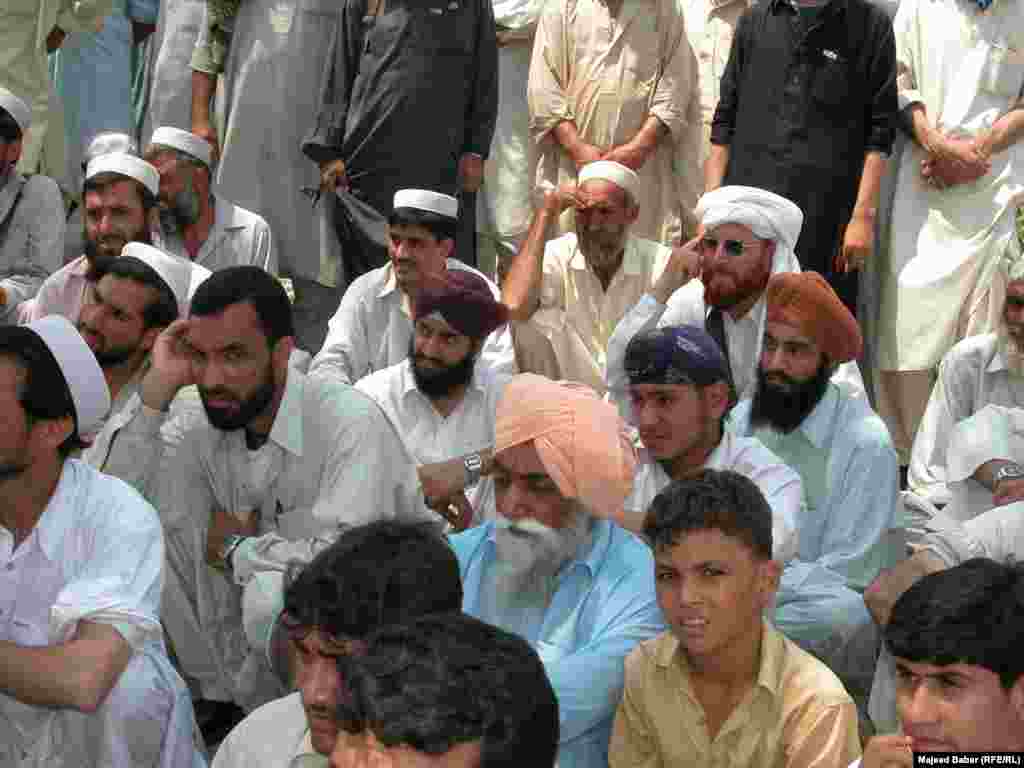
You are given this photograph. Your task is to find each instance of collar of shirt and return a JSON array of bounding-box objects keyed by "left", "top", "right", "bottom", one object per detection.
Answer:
[
  {"left": 656, "top": 618, "right": 786, "bottom": 704},
  {"left": 770, "top": 0, "right": 847, "bottom": 18},
  {"left": 481, "top": 516, "right": 614, "bottom": 582},
  {"left": 211, "top": 193, "right": 248, "bottom": 235},
  {"left": 987, "top": 345, "right": 1010, "bottom": 374},
  {"left": 568, "top": 237, "right": 645, "bottom": 278},
  {"left": 264, "top": 368, "right": 307, "bottom": 458},
  {"left": 26, "top": 461, "right": 81, "bottom": 564},
  {"left": 377, "top": 258, "right": 476, "bottom": 300},
  {"left": 792, "top": 381, "right": 839, "bottom": 451},
  {"left": 69, "top": 254, "right": 90, "bottom": 277}
]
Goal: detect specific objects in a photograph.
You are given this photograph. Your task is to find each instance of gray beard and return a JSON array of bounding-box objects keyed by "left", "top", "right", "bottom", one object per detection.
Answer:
[{"left": 482, "top": 511, "right": 592, "bottom": 634}]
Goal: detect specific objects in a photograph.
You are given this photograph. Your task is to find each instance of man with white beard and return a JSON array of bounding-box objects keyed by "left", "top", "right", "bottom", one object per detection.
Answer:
[
  {"left": 908, "top": 252, "right": 1024, "bottom": 508},
  {"left": 449, "top": 373, "right": 665, "bottom": 768}
]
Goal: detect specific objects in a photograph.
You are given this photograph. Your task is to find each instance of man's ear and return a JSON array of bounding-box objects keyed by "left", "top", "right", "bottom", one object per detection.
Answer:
[
  {"left": 756, "top": 559, "right": 781, "bottom": 609},
  {"left": 271, "top": 335, "right": 295, "bottom": 380},
  {"left": 32, "top": 414, "right": 74, "bottom": 452},
  {"left": 1011, "top": 675, "right": 1024, "bottom": 728},
  {"left": 440, "top": 237, "right": 455, "bottom": 260}
]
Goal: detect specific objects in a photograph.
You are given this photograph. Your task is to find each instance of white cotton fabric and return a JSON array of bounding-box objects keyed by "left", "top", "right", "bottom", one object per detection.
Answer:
[
  {"left": 0, "top": 85, "right": 31, "bottom": 133},
  {"left": 393, "top": 189, "right": 458, "bottom": 219},
  {"left": 121, "top": 242, "right": 206, "bottom": 318},
  {"left": 85, "top": 152, "right": 160, "bottom": 197},
  {"left": 150, "top": 125, "right": 213, "bottom": 167},
  {"left": 577, "top": 160, "right": 640, "bottom": 200},
  {"left": 696, "top": 185, "right": 804, "bottom": 254}
]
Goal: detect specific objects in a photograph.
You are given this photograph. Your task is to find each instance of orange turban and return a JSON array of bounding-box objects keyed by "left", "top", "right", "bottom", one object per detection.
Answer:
[
  {"left": 494, "top": 374, "right": 637, "bottom": 524},
  {"left": 765, "top": 272, "right": 863, "bottom": 363}
]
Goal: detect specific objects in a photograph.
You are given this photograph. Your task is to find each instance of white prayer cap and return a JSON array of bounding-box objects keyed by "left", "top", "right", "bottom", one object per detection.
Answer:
[
  {"left": 82, "top": 132, "right": 138, "bottom": 169},
  {"left": 393, "top": 189, "right": 459, "bottom": 219},
  {"left": 697, "top": 185, "right": 804, "bottom": 253},
  {"left": 86, "top": 152, "right": 160, "bottom": 197},
  {"left": 149, "top": 126, "right": 213, "bottom": 167},
  {"left": 121, "top": 242, "right": 210, "bottom": 318},
  {"left": 577, "top": 160, "right": 640, "bottom": 201},
  {"left": 26, "top": 316, "right": 111, "bottom": 435},
  {"left": 1001, "top": 238, "right": 1024, "bottom": 283},
  {"left": 0, "top": 86, "right": 31, "bottom": 134}
]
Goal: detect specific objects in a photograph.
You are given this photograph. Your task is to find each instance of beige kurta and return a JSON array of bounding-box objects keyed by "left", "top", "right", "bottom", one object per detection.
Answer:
[
  {"left": 879, "top": 0, "right": 1024, "bottom": 372},
  {"left": 0, "top": 0, "right": 111, "bottom": 182},
  {"left": 528, "top": 0, "right": 702, "bottom": 245}
]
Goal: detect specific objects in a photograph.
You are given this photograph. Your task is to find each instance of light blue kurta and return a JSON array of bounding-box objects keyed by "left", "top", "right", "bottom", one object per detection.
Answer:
[
  {"left": 730, "top": 383, "right": 899, "bottom": 653},
  {"left": 49, "top": 0, "right": 158, "bottom": 193},
  {"left": 451, "top": 520, "right": 665, "bottom": 768}
]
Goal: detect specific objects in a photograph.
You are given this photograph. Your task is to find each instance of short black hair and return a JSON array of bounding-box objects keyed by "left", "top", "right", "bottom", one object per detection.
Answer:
[
  {"left": 643, "top": 469, "right": 773, "bottom": 560},
  {"left": 0, "top": 107, "right": 22, "bottom": 143},
  {"left": 103, "top": 256, "right": 179, "bottom": 329},
  {"left": 887, "top": 558, "right": 1024, "bottom": 690},
  {"left": 338, "top": 613, "right": 559, "bottom": 768},
  {"left": 82, "top": 172, "right": 159, "bottom": 216},
  {"left": 281, "top": 521, "right": 462, "bottom": 641},
  {"left": 389, "top": 207, "right": 457, "bottom": 244},
  {"left": 189, "top": 266, "right": 294, "bottom": 346},
  {"left": 0, "top": 326, "right": 85, "bottom": 457}
]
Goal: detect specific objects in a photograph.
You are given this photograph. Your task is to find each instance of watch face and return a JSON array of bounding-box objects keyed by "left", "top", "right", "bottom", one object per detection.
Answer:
[
  {"left": 997, "top": 464, "right": 1024, "bottom": 483},
  {"left": 465, "top": 455, "right": 483, "bottom": 472}
]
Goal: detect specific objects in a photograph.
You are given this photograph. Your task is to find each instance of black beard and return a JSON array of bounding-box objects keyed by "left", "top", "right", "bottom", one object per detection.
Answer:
[
  {"left": 93, "top": 344, "right": 139, "bottom": 368},
  {"left": 158, "top": 188, "right": 202, "bottom": 234},
  {"left": 200, "top": 370, "right": 277, "bottom": 432},
  {"left": 83, "top": 227, "right": 152, "bottom": 281},
  {"left": 409, "top": 339, "right": 476, "bottom": 399},
  {"left": 749, "top": 362, "right": 832, "bottom": 434}
]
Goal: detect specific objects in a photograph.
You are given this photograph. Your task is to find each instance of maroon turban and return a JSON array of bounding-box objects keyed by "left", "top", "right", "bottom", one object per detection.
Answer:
[{"left": 413, "top": 269, "right": 509, "bottom": 339}]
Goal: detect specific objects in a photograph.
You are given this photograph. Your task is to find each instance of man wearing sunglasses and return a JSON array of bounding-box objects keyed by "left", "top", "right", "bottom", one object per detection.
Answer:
[{"left": 606, "top": 185, "right": 808, "bottom": 411}]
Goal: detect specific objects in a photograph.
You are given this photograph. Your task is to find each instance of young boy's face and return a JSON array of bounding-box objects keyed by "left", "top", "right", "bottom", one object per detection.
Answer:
[{"left": 654, "top": 528, "right": 778, "bottom": 661}]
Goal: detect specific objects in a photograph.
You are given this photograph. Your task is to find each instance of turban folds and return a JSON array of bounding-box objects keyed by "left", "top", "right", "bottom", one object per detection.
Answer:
[
  {"left": 766, "top": 272, "right": 863, "bottom": 363},
  {"left": 696, "top": 185, "right": 804, "bottom": 253},
  {"left": 624, "top": 324, "right": 728, "bottom": 386},
  {"left": 578, "top": 160, "right": 640, "bottom": 201},
  {"left": 495, "top": 374, "right": 637, "bottom": 524},
  {"left": 413, "top": 269, "right": 509, "bottom": 339}
]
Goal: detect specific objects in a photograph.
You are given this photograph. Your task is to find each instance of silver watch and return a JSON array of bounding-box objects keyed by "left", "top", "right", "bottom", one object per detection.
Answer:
[
  {"left": 993, "top": 462, "right": 1024, "bottom": 487},
  {"left": 464, "top": 453, "right": 483, "bottom": 488}
]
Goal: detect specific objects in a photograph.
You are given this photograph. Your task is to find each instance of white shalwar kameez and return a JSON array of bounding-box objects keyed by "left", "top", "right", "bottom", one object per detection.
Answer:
[{"left": 879, "top": 0, "right": 1024, "bottom": 374}]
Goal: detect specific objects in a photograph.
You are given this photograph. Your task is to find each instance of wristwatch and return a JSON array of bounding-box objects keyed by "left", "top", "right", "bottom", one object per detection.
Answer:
[
  {"left": 464, "top": 453, "right": 483, "bottom": 488},
  {"left": 993, "top": 462, "right": 1024, "bottom": 487},
  {"left": 219, "top": 534, "right": 248, "bottom": 573}
]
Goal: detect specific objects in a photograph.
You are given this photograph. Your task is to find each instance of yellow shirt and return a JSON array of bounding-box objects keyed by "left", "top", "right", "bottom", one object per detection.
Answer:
[{"left": 610, "top": 621, "right": 861, "bottom": 768}]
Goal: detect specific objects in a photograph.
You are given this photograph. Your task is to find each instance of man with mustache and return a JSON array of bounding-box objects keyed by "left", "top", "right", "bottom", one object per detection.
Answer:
[
  {"left": 730, "top": 271, "right": 898, "bottom": 702},
  {"left": 311, "top": 189, "right": 514, "bottom": 384},
  {"left": 356, "top": 269, "right": 511, "bottom": 528},
  {"left": 0, "top": 87, "right": 64, "bottom": 324},
  {"left": 21, "top": 152, "right": 160, "bottom": 323},
  {"left": 611, "top": 470, "right": 860, "bottom": 768},
  {"left": 860, "top": 559, "right": 1024, "bottom": 767},
  {"left": 502, "top": 160, "right": 673, "bottom": 394},
  {"left": 909, "top": 251, "right": 1024, "bottom": 512},
  {"left": 154, "top": 266, "right": 430, "bottom": 736},
  {"left": 450, "top": 373, "right": 664, "bottom": 768},
  {"left": 145, "top": 126, "right": 276, "bottom": 274},
  {"left": 211, "top": 521, "right": 464, "bottom": 767}
]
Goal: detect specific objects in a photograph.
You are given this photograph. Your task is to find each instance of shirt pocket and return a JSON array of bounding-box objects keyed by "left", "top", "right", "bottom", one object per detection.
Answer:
[
  {"left": 810, "top": 50, "right": 851, "bottom": 109},
  {"left": 980, "top": 40, "right": 1024, "bottom": 99}
]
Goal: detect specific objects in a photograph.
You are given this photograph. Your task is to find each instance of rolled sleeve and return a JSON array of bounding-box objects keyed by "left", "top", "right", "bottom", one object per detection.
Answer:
[
  {"left": 709, "top": 7, "right": 751, "bottom": 146},
  {"left": 787, "top": 700, "right": 862, "bottom": 768},
  {"left": 527, "top": 1, "right": 574, "bottom": 142},
  {"left": 864, "top": 21, "right": 897, "bottom": 154},
  {"left": 893, "top": 1, "right": 923, "bottom": 112},
  {"left": 462, "top": 0, "right": 499, "bottom": 157}
]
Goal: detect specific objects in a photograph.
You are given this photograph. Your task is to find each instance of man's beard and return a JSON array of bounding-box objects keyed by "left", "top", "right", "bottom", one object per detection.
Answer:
[
  {"left": 998, "top": 324, "right": 1024, "bottom": 377},
  {"left": 92, "top": 341, "right": 140, "bottom": 368},
  {"left": 409, "top": 339, "right": 476, "bottom": 398},
  {"left": 749, "top": 361, "right": 832, "bottom": 434},
  {"left": 158, "top": 183, "right": 202, "bottom": 235},
  {"left": 83, "top": 224, "right": 151, "bottom": 281},
  {"left": 577, "top": 221, "right": 628, "bottom": 274},
  {"left": 199, "top": 364, "right": 277, "bottom": 431},
  {"left": 702, "top": 261, "right": 771, "bottom": 311},
  {"left": 481, "top": 510, "right": 593, "bottom": 635}
]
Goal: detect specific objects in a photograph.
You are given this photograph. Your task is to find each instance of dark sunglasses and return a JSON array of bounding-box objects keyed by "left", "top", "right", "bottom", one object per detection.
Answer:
[{"left": 699, "top": 236, "right": 760, "bottom": 257}]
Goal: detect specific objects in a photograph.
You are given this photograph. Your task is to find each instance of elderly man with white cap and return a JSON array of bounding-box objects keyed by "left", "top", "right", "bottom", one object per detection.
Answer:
[
  {"left": 606, "top": 184, "right": 863, "bottom": 408},
  {"left": 503, "top": 160, "right": 672, "bottom": 394},
  {"left": 0, "top": 316, "right": 203, "bottom": 766},
  {"left": 20, "top": 152, "right": 161, "bottom": 324},
  {"left": 450, "top": 373, "right": 664, "bottom": 768},
  {"left": 76, "top": 242, "right": 209, "bottom": 500},
  {"left": 146, "top": 126, "right": 275, "bottom": 274},
  {"left": 0, "top": 86, "right": 65, "bottom": 324},
  {"left": 310, "top": 188, "right": 514, "bottom": 385}
]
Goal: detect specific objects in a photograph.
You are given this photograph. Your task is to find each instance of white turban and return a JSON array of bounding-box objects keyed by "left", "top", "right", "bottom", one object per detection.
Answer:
[
  {"left": 86, "top": 152, "right": 160, "bottom": 197},
  {"left": 578, "top": 160, "right": 640, "bottom": 202},
  {"left": 0, "top": 87, "right": 31, "bottom": 134},
  {"left": 150, "top": 126, "right": 214, "bottom": 167},
  {"left": 120, "top": 243, "right": 211, "bottom": 318},
  {"left": 82, "top": 132, "right": 138, "bottom": 169},
  {"left": 696, "top": 185, "right": 804, "bottom": 253}
]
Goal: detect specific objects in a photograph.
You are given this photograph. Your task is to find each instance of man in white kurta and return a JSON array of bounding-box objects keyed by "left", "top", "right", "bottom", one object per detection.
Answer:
[
  {"left": 503, "top": 161, "right": 671, "bottom": 394},
  {"left": 0, "top": 0, "right": 112, "bottom": 184},
  {"left": 0, "top": 89, "right": 64, "bottom": 324},
  {"left": 156, "top": 266, "right": 430, "bottom": 713},
  {"left": 909, "top": 256, "right": 1024, "bottom": 507},
  {"left": 528, "top": 0, "right": 703, "bottom": 245},
  {"left": 146, "top": 126, "right": 276, "bottom": 274},
  {"left": 876, "top": 0, "right": 1024, "bottom": 463},
  {"left": 141, "top": 0, "right": 204, "bottom": 146},
  {"left": 310, "top": 190, "right": 515, "bottom": 385},
  {"left": 475, "top": 0, "right": 540, "bottom": 281},
  {"left": 356, "top": 270, "right": 512, "bottom": 526},
  {"left": 0, "top": 316, "right": 202, "bottom": 767}
]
